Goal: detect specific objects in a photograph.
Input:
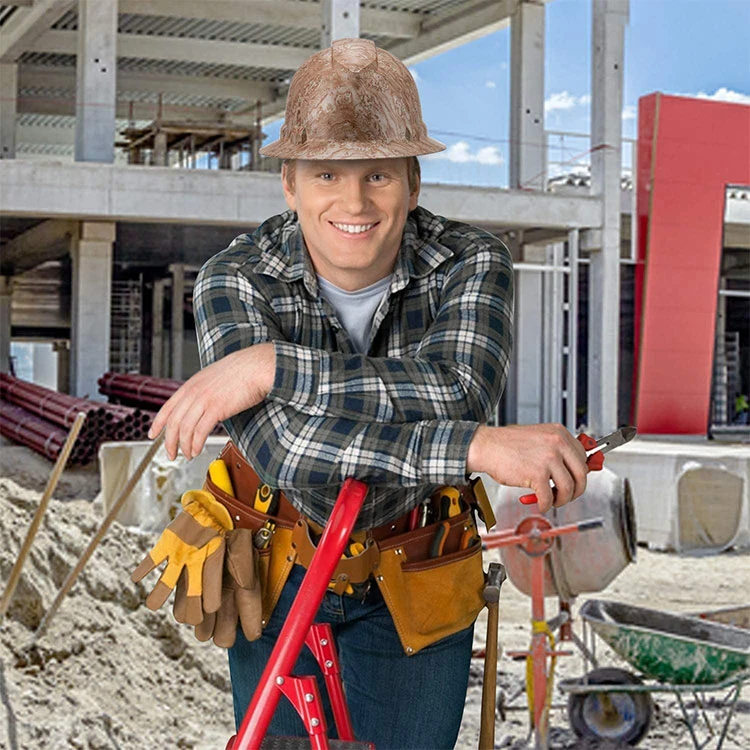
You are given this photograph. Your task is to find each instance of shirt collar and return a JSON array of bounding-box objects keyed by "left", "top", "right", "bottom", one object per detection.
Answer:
[{"left": 252, "top": 206, "right": 455, "bottom": 296}]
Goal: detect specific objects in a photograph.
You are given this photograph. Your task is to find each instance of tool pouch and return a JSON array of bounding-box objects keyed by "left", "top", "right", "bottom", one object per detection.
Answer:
[
  {"left": 374, "top": 509, "right": 485, "bottom": 656},
  {"left": 202, "top": 442, "right": 297, "bottom": 627}
]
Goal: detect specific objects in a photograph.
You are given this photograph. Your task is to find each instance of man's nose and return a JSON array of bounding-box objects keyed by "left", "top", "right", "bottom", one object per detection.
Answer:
[{"left": 339, "top": 179, "right": 369, "bottom": 214}]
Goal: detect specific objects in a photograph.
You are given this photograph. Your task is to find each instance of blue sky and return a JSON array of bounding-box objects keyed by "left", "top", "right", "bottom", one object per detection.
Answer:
[{"left": 264, "top": 0, "right": 750, "bottom": 188}]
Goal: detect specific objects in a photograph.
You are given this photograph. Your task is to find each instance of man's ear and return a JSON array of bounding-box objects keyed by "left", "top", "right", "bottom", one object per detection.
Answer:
[
  {"left": 281, "top": 163, "right": 296, "bottom": 212},
  {"left": 408, "top": 174, "right": 421, "bottom": 212}
]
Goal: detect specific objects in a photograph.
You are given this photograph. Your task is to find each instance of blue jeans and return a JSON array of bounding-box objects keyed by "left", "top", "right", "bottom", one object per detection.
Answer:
[{"left": 228, "top": 563, "right": 474, "bottom": 749}]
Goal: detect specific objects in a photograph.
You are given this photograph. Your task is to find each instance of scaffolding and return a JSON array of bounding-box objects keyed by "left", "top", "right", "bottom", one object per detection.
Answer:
[{"left": 110, "top": 279, "right": 142, "bottom": 374}]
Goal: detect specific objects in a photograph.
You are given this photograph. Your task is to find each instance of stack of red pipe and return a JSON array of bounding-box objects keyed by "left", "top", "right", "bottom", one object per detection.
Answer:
[
  {"left": 0, "top": 402, "right": 95, "bottom": 465},
  {"left": 98, "top": 372, "right": 225, "bottom": 435},
  {"left": 0, "top": 373, "right": 154, "bottom": 465},
  {"left": 98, "top": 372, "right": 182, "bottom": 409}
]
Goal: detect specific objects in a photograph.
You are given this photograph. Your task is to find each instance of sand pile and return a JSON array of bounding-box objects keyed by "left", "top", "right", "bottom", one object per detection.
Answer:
[
  {"left": 0, "top": 476, "right": 234, "bottom": 749},
  {"left": 1, "top": 435, "right": 748, "bottom": 749}
]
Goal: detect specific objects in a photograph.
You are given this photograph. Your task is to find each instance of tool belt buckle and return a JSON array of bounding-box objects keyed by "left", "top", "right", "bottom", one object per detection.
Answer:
[{"left": 291, "top": 517, "right": 380, "bottom": 597}]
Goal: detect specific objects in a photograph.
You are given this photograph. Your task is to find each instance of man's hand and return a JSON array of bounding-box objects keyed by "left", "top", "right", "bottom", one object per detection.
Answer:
[
  {"left": 148, "top": 343, "right": 275, "bottom": 460},
  {"left": 466, "top": 423, "right": 589, "bottom": 513}
]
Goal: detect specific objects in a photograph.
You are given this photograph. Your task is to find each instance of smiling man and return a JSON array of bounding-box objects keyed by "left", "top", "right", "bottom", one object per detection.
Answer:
[{"left": 148, "top": 38, "right": 589, "bottom": 748}]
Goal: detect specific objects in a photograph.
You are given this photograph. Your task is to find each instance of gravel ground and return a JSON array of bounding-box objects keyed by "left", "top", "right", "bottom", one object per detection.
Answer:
[{"left": 1, "top": 436, "right": 748, "bottom": 749}]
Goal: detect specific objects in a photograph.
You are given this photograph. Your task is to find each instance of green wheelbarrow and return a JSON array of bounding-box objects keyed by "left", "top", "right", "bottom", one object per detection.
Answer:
[{"left": 559, "top": 599, "right": 750, "bottom": 748}]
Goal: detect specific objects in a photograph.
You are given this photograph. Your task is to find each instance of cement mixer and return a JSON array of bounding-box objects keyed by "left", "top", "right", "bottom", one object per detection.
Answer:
[{"left": 484, "top": 467, "right": 637, "bottom": 600}]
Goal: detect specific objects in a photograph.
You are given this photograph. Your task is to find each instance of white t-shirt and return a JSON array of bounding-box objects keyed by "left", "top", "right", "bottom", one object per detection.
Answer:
[{"left": 317, "top": 274, "right": 392, "bottom": 354}]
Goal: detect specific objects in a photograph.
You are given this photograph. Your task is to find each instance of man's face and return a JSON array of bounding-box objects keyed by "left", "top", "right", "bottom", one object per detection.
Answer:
[{"left": 281, "top": 158, "right": 419, "bottom": 291}]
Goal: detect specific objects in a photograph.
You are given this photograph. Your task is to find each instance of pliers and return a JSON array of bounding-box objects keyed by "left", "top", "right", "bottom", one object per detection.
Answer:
[{"left": 520, "top": 426, "right": 636, "bottom": 505}]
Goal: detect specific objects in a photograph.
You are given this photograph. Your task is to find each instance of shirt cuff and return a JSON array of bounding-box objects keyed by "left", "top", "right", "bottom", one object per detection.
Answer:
[
  {"left": 419, "top": 420, "right": 479, "bottom": 485},
  {"left": 270, "top": 340, "right": 327, "bottom": 413}
]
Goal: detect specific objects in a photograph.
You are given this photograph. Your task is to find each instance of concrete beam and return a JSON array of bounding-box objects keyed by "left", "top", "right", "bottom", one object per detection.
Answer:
[
  {"left": 387, "top": 0, "right": 516, "bottom": 65},
  {"left": 0, "top": 0, "right": 76, "bottom": 63},
  {"left": 0, "top": 159, "right": 288, "bottom": 225},
  {"left": 0, "top": 160, "right": 603, "bottom": 230},
  {"left": 19, "top": 65, "right": 278, "bottom": 104},
  {"left": 726, "top": 196, "right": 750, "bottom": 227},
  {"left": 421, "top": 182, "right": 601, "bottom": 230},
  {"left": 33, "top": 29, "right": 312, "bottom": 71},
  {"left": 118, "top": 0, "right": 420, "bottom": 40},
  {"left": 17, "top": 94, "right": 245, "bottom": 123},
  {"left": 1, "top": 218, "right": 77, "bottom": 274}
]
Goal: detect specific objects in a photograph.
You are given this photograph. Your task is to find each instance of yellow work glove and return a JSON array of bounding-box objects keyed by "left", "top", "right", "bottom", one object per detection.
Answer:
[
  {"left": 193, "top": 528, "right": 263, "bottom": 648},
  {"left": 131, "top": 489, "right": 233, "bottom": 625}
]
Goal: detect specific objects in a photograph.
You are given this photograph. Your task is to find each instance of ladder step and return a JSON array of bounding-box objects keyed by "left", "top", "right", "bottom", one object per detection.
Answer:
[{"left": 261, "top": 739, "right": 373, "bottom": 749}]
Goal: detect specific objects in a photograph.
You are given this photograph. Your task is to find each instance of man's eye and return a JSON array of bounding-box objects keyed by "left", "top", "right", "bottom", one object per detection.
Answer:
[
  {"left": 319, "top": 173, "right": 334, "bottom": 180},
  {"left": 369, "top": 174, "right": 386, "bottom": 182}
]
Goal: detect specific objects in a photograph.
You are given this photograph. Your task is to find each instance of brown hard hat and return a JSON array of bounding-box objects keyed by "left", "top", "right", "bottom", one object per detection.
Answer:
[{"left": 260, "top": 38, "right": 446, "bottom": 160}]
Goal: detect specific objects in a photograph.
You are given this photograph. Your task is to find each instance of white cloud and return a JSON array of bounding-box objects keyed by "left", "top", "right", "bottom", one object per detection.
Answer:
[
  {"left": 485, "top": 80, "right": 497, "bottom": 89},
  {"left": 622, "top": 104, "right": 637, "bottom": 120},
  {"left": 408, "top": 67, "right": 421, "bottom": 82},
  {"left": 427, "top": 141, "right": 504, "bottom": 166},
  {"left": 475, "top": 146, "right": 504, "bottom": 165},
  {"left": 696, "top": 87, "right": 750, "bottom": 105},
  {"left": 544, "top": 91, "right": 591, "bottom": 114}
]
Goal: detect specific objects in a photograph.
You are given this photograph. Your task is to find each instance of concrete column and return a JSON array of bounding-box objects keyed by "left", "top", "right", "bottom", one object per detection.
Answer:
[
  {"left": 0, "top": 63, "right": 17, "bottom": 158},
  {"left": 514, "top": 262, "right": 545, "bottom": 424},
  {"left": 566, "top": 229, "right": 580, "bottom": 432},
  {"left": 152, "top": 131, "right": 168, "bottom": 166},
  {"left": 588, "top": 0, "right": 628, "bottom": 435},
  {"left": 542, "top": 243, "right": 564, "bottom": 423},
  {"left": 0, "top": 277, "right": 12, "bottom": 373},
  {"left": 151, "top": 278, "right": 166, "bottom": 377},
  {"left": 70, "top": 221, "right": 114, "bottom": 399},
  {"left": 75, "top": 0, "right": 117, "bottom": 163},
  {"left": 322, "top": 0, "right": 360, "bottom": 47},
  {"left": 54, "top": 340, "right": 70, "bottom": 394},
  {"left": 509, "top": 0, "right": 546, "bottom": 190},
  {"left": 170, "top": 264, "right": 184, "bottom": 380}
]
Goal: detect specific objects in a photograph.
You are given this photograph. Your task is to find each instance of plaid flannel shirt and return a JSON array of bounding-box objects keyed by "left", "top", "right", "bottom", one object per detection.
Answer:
[{"left": 194, "top": 205, "right": 514, "bottom": 530}]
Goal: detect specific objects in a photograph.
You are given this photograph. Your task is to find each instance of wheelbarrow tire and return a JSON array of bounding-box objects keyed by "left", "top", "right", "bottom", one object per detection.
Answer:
[{"left": 567, "top": 667, "right": 653, "bottom": 746}]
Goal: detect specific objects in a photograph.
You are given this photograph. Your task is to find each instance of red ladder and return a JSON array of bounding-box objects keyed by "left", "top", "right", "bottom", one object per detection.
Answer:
[{"left": 226, "top": 478, "right": 375, "bottom": 750}]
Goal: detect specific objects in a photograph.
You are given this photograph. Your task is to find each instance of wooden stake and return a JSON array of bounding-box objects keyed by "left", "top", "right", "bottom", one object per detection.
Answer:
[
  {"left": 34, "top": 433, "right": 165, "bottom": 639},
  {"left": 0, "top": 412, "right": 87, "bottom": 619}
]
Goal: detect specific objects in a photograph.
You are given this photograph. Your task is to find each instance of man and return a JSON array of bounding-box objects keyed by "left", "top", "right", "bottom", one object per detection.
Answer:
[{"left": 149, "top": 39, "right": 589, "bottom": 748}]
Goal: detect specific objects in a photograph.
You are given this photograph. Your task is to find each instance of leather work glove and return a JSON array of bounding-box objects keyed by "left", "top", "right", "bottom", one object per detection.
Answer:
[
  {"left": 192, "top": 528, "right": 263, "bottom": 648},
  {"left": 131, "top": 489, "right": 233, "bottom": 625}
]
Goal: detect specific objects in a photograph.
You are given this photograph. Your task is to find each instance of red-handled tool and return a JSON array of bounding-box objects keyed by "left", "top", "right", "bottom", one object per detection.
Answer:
[{"left": 519, "top": 426, "right": 636, "bottom": 505}]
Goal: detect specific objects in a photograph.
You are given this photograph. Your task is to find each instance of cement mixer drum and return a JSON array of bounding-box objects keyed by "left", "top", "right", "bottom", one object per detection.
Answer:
[{"left": 487, "top": 468, "right": 637, "bottom": 599}]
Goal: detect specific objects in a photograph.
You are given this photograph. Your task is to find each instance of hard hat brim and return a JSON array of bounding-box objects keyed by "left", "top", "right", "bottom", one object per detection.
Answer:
[{"left": 260, "top": 136, "right": 446, "bottom": 160}]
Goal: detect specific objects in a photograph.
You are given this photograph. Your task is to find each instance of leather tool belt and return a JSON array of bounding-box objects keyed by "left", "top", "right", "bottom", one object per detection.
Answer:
[{"left": 204, "top": 440, "right": 491, "bottom": 655}]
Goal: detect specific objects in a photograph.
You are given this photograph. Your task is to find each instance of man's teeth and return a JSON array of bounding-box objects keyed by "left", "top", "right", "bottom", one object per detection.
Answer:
[{"left": 332, "top": 222, "right": 376, "bottom": 234}]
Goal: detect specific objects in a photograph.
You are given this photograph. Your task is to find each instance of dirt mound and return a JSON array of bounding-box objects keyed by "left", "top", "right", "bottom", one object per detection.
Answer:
[{"left": 0, "top": 476, "right": 234, "bottom": 749}]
